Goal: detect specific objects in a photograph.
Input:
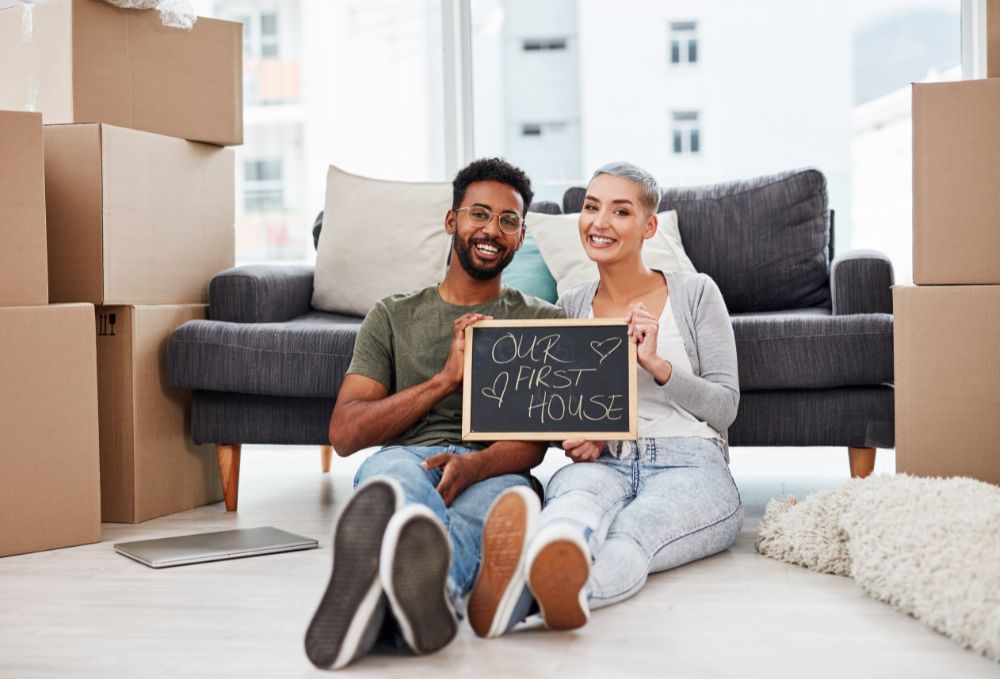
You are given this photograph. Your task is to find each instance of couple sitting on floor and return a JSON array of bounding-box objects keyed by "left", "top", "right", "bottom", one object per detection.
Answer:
[{"left": 304, "top": 157, "right": 744, "bottom": 670}]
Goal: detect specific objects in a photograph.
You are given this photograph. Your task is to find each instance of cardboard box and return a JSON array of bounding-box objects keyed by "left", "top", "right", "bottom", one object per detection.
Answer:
[
  {"left": 97, "top": 304, "right": 222, "bottom": 523},
  {"left": 912, "top": 79, "right": 1000, "bottom": 285},
  {"left": 894, "top": 286, "right": 1000, "bottom": 485},
  {"left": 0, "top": 110, "right": 48, "bottom": 307},
  {"left": 0, "top": 0, "right": 242, "bottom": 146},
  {"left": 0, "top": 304, "right": 101, "bottom": 557},
  {"left": 44, "top": 123, "right": 235, "bottom": 305},
  {"left": 990, "top": 0, "right": 999, "bottom": 78}
]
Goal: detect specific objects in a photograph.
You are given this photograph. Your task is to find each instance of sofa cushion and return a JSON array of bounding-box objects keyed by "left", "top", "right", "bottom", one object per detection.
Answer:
[
  {"left": 168, "top": 311, "right": 362, "bottom": 399},
  {"left": 564, "top": 169, "right": 831, "bottom": 313},
  {"left": 311, "top": 165, "right": 451, "bottom": 317},
  {"left": 730, "top": 387, "right": 895, "bottom": 448},
  {"left": 733, "top": 311, "right": 893, "bottom": 390}
]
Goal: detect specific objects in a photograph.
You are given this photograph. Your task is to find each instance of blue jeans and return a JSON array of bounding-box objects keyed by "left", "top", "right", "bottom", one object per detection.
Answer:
[
  {"left": 538, "top": 436, "right": 743, "bottom": 609},
  {"left": 354, "top": 445, "right": 533, "bottom": 601}
]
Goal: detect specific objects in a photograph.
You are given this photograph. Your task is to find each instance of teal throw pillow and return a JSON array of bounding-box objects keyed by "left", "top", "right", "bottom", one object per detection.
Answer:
[{"left": 503, "top": 231, "right": 558, "bottom": 303}]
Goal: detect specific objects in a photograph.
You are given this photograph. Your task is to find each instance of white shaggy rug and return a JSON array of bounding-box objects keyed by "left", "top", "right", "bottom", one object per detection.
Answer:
[{"left": 756, "top": 474, "right": 1000, "bottom": 662}]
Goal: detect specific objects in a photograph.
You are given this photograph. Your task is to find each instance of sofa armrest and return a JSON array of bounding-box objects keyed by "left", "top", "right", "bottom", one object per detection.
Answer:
[
  {"left": 830, "top": 249, "right": 894, "bottom": 315},
  {"left": 210, "top": 265, "right": 315, "bottom": 323}
]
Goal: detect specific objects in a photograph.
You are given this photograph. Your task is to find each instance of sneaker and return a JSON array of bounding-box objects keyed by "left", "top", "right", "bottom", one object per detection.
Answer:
[
  {"left": 380, "top": 504, "right": 458, "bottom": 655},
  {"left": 468, "top": 486, "right": 540, "bottom": 638},
  {"left": 525, "top": 525, "right": 591, "bottom": 631},
  {"left": 304, "top": 476, "right": 404, "bottom": 670}
]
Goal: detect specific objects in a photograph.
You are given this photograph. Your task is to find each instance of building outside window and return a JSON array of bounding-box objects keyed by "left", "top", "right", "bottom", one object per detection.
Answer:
[
  {"left": 670, "top": 21, "right": 698, "bottom": 64},
  {"left": 191, "top": 0, "right": 963, "bottom": 275},
  {"left": 521, "top": 122, "right": 568, "bottom": 137},
  {"left": 259, "top": 11, "right": 280, "bottom": 57},
  {"left": 672, "top": 111, "right": 700, "bottom": 155},
  {"left": 523, "top": 38, "right": 567, "bottom": 51},
  {"left": 243, "top": 159, "right": 284, "bottom": 212}
]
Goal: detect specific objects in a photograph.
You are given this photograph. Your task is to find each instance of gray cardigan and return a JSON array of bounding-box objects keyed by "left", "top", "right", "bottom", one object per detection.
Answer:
[{"left": 558, "top": 272, "right": 740, "bottom": 445}]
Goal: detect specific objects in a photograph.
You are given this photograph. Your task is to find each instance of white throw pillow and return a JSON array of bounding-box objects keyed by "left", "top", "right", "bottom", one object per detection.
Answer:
[
  {"left": 312, "top": 165, "right": 452, "bottom": 317},
  {"left": 527, "top": 210, "right": 697, "bottom": 297}
]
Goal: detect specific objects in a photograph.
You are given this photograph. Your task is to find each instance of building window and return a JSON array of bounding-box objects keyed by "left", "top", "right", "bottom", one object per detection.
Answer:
[
  {"left": 672, "top": 111, "right": 700, "bottom": 154},
  {"left": 260, "top": 12, "right": 279, "bottom": 58},
  {"left": 670, "top": 21, "right": 698, "bottom": 65},
  {"left": 523, "top": 38, "right": 567, "bottom": 52},
  {"left": 520, "top": 122, "right": 568, "bottom": 137},
  {"left": 220, "top": 6, "right": 281, "bottom": 60},
  {"left": 244, "top": 158, "right": 284, "bottom": 211}
]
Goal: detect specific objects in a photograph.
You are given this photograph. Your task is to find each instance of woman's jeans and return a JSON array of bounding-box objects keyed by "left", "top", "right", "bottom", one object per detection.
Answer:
[
  {"left": 540, "top": 436, "right": 743, "bottom": 609},
  {"left": 354, "top": 444, "right": 532, "bottom": 601}
]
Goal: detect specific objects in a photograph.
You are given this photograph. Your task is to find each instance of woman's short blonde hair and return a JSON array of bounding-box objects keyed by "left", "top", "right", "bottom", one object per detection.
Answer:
[{"left": 591, "top": 162, "right": 661, "bottom": 216}]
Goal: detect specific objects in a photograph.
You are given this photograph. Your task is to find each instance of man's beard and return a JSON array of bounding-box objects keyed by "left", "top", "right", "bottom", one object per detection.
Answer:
[{"left": 452, "top": 233, "right": 516, "bottom": 280}]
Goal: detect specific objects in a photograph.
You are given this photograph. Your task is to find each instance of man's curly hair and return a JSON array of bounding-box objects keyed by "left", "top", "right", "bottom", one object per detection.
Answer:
[{"left": 452, "top": 158, "right": 533, "bottom": 216}]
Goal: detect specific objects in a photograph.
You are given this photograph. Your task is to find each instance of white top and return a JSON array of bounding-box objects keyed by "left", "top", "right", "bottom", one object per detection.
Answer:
[{"left": 592, "top": 297, "right": 721, "bottom": 443}]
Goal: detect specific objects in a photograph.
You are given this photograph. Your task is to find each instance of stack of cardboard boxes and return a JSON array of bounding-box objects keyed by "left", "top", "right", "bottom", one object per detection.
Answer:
[
  {"left": 0, "top": 110, "right": 101, "bottom": 557},
  {"left": 896, "top": 0, "right": 1000, "bottom": 486},
  {"left": 0, "top": 0, "right": 242, "bottom": 556}
]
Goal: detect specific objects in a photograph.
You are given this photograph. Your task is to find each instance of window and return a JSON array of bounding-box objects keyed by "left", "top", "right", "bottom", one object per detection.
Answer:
[
  {"left": 244, "top": 159, "right": 284, "bottom": 211},
  {"left": 520, "top": 122, "right": 568, "bottom": 137},
  {"left": 672, "top": 111, "right": 700, "bottom": 154},
  {"left": 523, "top": 38, "right": 567, "bottom": 51},
  {"left": 670, "top": 21, "right": 698, "bottom": 65},
  {"left": 260, "top": 12, "right": 279, "bottom": 58},
  {"left": 218, "top": 6, "right": 281, "bottom": 61}
]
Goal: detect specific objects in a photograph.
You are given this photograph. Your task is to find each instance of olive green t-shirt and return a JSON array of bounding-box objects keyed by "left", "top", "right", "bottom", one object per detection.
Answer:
[{"left": 347, "top": 285, "right": 565, "bottom": 448}]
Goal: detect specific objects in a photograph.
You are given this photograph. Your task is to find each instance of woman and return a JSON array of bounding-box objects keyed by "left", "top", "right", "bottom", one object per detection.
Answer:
[{"left": 468, "top": 162, "right": 743, "bottom": 638}]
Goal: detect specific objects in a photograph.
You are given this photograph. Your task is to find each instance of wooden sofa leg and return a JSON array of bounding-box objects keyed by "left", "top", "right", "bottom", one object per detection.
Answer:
[
  {"left": 848, "top": 447, "right": 876, "bottom": 478},
  {"left": 216, "top": 444, "right": 242, "bottom": 511},
  {"left": 321, "top": 445, "right": 333, "bottom": 473}
]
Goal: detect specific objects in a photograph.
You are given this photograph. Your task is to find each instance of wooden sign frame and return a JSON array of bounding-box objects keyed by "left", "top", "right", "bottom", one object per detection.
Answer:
[{"left": 461, "top": 319, "right": 638, "bottom": 441}]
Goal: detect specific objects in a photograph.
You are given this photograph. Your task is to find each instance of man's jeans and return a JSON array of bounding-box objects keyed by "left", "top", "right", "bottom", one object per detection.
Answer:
[
  {"left": 354, "top": 445, "right": 532, "bottom": 603},
  {"left": 539, "top": 436, "right": 743, "bottom": 608}
]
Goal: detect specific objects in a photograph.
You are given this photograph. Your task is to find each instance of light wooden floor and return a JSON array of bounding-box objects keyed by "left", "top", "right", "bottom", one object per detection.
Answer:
[{"left": 1, "top": 446, "right": 996, "bottom": 679}]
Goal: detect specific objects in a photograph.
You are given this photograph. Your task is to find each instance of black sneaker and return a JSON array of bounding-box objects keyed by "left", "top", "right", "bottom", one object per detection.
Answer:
[
  {"left": 379, "top": 504, "right": 458, "bottom": 655},
  {"left": 304, "top": 476, "right": 403, "bottom": 670}
]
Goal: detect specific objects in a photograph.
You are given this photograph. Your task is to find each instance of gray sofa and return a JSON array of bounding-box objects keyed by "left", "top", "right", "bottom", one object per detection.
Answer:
[{"left": 168, "top": 168, "right": 894, "bottom": 511}]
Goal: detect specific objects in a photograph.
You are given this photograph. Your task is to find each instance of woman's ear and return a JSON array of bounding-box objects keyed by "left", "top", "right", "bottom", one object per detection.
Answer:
[{"left": 643, "top": 212, "right": 659, "bottom": 240}]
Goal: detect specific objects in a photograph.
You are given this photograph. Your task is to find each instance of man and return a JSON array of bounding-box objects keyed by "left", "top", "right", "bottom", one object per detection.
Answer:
[{"left": 304, "top": 158, "right": 564, "bottom": 670}]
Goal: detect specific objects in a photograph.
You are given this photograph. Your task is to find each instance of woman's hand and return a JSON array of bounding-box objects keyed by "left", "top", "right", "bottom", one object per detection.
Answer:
[
  {"left": 626, "top": 303, "right": 672, "bottom": 385},
  {"left": 562, "top": 438, "right": 603, "bottom": 463}
]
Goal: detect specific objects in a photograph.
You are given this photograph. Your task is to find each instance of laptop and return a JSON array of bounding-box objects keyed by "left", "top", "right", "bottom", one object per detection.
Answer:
[{"left": 114, "top": 526, "right": 318, "bottom": 568}]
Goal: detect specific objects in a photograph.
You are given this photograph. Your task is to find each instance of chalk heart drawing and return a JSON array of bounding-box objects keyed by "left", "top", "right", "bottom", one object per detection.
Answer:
[
  {"left": 481, "top": 371, "right": 509, "bottom": 408},
  {"left": 590, "top": 337, "right": 623, "bottom": 364}
]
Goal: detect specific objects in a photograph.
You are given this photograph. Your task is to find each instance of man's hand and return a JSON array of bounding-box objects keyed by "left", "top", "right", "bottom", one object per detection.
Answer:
[
  {"left": 562, "top": 438, "right": 603, "bottom": 463},
  {"left": 423, "top": 453, "right": 483, "bottom": 506},
  {"left": 438, "top": 313, "right": 493, "bottom": 391}
]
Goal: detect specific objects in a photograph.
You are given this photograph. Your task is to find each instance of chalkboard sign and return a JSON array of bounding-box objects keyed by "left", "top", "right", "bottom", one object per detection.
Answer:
[{"left": 462, "top": 319, "right": 637, "bottom": 441}]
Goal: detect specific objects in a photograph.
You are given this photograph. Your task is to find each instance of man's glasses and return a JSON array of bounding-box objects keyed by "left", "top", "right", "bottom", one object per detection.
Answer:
[{"left": 455, "top": 206, "right": 524, "bottom": 234}]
